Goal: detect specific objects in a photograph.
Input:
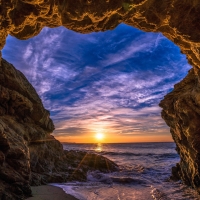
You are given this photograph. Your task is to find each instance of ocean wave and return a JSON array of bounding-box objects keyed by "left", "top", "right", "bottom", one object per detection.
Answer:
[
  {"left": 111, "top": 176, "right": 147, "bottom": 184},
  {"left": 100, "top": 151, "right": 178, "bottom": 158},
  {"left": 151, "top": 187, "right": 170, "bottom": 200},
  {"left": 87, "top": 170, "right": 147, "bottom": 185},
  {"left": 87, "top": 171, "right": 112, "bottom": 184}
]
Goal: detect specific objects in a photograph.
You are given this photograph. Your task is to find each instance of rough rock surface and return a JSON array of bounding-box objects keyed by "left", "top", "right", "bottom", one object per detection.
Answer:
[
  {"left": 1, "top": 0, "right": 200, "bottom": 195},
  {"left": 0, "top": 58, "right": 118, "bottom": 199},
  {"left": 1, "top": 0, "right": 200, "bottom": 72},
  {"left": 160, "top": 68, "right": 200, "bottom": 191}
]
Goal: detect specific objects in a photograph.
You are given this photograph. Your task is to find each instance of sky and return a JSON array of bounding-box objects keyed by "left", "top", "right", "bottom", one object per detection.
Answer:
[{"left": 2, "top": 24, "right": 191, "bottom": 143}]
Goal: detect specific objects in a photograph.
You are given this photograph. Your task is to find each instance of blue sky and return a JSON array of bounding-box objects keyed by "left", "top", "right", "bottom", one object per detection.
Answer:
[{"left": 2, "top": 24, "right": 191, "bottom": 142}]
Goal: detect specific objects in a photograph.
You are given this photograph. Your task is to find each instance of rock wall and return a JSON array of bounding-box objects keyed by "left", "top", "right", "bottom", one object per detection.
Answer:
[
  {"left": 1, "top": 0, "right": 200, "bottom": 71},
  {"left": 0, "top": 58, "right": 54, "bottom": 199},
  {"left": 160, "top": 68, "right": 200, "bottom": 191},
  {"left": 0, "top": 59, "right": 118, "bottom": 199},
  {"left": 1, "top": 0, "right": 200, "bottom": 195}
]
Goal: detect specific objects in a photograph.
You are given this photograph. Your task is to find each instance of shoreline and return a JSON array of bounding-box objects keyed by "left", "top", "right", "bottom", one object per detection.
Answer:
[{"left": 26, "top": 185, "right": 78, "bottom": 200}]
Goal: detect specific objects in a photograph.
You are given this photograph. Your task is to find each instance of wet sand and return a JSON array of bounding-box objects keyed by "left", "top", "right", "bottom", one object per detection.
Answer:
[{"left": 26, "top": 185, "right": 78, "bottom": 200}]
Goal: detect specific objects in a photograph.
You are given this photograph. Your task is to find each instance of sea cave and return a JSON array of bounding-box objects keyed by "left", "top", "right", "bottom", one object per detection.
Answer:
[{"left": 0, "top": 0, "right": 200, "bottom": 199}]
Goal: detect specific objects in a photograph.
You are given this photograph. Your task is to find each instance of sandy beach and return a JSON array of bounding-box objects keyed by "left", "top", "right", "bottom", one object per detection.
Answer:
[{"left": 26, "top": 185, "right": 78, "bottom": 200}]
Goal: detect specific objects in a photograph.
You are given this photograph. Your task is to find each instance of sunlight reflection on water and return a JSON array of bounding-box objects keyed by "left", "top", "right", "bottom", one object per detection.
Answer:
[
  {"left": 95, "top": 143, "right": 102, "bottom": 152},
  {"left": 61, "top": 143, "right": 200, "bottom": 199}
]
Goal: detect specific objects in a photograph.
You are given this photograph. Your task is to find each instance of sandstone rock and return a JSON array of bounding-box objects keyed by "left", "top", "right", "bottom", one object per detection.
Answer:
[
  {"left": 0, "top": 58, "right": 55, "bottom": 199},
  {"left": 0, "top": 151, "right": 5, "bottom": 166},
  {"left": 0, "top": 0, "right": 200, "bottom": 73},
  {"left": 160, "top": 68, "right": 200, "bottom": 191}
]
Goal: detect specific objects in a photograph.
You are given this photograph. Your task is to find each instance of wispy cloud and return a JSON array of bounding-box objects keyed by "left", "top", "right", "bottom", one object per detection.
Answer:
[{"left": 2, "top": 24, "right": 191, "bottom": 141}]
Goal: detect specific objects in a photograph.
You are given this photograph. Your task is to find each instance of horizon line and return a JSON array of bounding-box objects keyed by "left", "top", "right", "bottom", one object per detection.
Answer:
[{"left": 61, "top": 141, "right": 174, "bottom": 144}]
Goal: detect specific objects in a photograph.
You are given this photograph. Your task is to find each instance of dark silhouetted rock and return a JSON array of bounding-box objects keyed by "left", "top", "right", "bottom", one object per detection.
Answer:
[
  {"left": 0, "top": 58, "right": 55, "bottom": 199},
  {"left": 63, "top": 150, "right": 118, "bottom": 181}
]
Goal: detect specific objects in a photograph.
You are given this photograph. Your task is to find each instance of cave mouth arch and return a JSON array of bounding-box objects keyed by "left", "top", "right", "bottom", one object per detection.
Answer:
[
  {"left": 4, "top": 23, "right": 200, "bottom": 197},
  {"left": 2, "top": 23, "right": 191, "bottom": 143},
  {"left": 2, "top": 0, "right": 200, "bottom": 198}
]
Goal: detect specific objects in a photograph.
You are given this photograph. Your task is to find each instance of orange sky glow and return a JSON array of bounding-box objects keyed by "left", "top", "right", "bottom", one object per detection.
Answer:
[{"left": 54, "top": 131, "right": 173, "bottom": 143}]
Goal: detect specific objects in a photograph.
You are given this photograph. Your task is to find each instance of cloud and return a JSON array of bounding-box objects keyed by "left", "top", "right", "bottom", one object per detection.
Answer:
[{"left": 2, "top": 24, "right": 191, "bottom": 141}]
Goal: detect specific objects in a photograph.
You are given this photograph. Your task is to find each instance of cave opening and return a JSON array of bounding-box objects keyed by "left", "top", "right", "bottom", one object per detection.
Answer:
[
  {"left": 2, "top": 23, "right": 191, "bottom": 143},
  {"left": 3, "top": 21, "right": 200, "bottom": 199},
  {"left": 2, "top": 1, "right": 200, "bottom": 199}
]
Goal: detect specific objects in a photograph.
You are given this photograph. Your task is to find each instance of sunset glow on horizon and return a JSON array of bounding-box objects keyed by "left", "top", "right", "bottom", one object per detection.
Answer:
[{"left": 54, "top": 131, "right": 173, "bottom": 143}]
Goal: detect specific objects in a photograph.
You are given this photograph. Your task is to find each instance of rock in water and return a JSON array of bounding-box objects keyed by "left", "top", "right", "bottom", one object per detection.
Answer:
[{"left": 0, "top": 58, "right": 118, "bottom": 199}]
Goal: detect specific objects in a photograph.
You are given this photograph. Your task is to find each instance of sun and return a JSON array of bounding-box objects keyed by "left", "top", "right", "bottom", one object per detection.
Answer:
[{"left": 95, "top": 132, "right": 104, "bottom": 141}]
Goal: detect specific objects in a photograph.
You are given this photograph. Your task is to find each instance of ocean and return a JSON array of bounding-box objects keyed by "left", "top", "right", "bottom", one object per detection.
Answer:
[{"left": 53, "top": 143, "right": 200, "bottom": 200}]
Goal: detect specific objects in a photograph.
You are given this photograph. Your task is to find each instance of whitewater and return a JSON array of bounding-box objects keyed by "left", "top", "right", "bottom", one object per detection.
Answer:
[{"left": 53, "top": 143, "right": 200, "bottom": 200}]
